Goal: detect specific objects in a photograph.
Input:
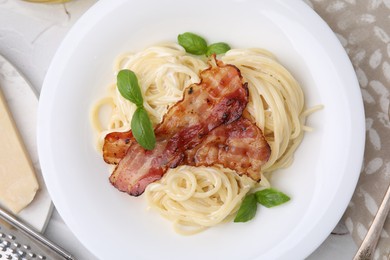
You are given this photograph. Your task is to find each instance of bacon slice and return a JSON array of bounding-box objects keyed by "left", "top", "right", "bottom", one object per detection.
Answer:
[
  {"left": 104, "top": 118, "right": 270, "bottom": 181},
  {"left": 109, "top": 59, "right": 249, "bottom": 196},
  {"left": 103, "top": 131, "right": 134, "bottom": 165},
  {"left": 183, "top": 117, "right": 270, "bottom": 181}
]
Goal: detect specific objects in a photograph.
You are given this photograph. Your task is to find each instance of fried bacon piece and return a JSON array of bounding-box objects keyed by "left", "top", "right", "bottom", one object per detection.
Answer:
[
  {"left": 183, "top": 117, "right": 270, "bottom": 181},
  {"left": 109, "top": 59, "right": 249, "bottom": 196},
  {"left": 104, "top": 118, "right": 270, "bottom": 182},
  {"left": 103, "top": 131, "right": 134, "bottom": 165}
]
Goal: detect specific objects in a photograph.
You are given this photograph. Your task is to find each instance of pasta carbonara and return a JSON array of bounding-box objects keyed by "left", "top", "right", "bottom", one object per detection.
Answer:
[{"left": 92, "top": 42, "right": 318, "bottom": 234}]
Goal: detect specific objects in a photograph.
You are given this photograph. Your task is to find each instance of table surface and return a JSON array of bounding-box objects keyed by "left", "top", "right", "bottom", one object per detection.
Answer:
[{"left": 0, "top": 1, "right": 359, "bottom": 259}]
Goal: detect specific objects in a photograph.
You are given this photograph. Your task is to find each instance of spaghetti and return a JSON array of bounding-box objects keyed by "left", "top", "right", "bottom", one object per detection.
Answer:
[{"left": 92, "top": 42, "right": 318, "bottom": 234}]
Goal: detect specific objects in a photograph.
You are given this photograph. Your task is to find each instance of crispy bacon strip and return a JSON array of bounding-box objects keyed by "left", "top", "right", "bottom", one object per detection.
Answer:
[
  {"left": 183, "top": 117, "right": 270, "bottom": 181},
  {"left": 103, "top": 131, "right": 134, "bottom": 165},
  {"left": 103, "top": 118, "right": 270, "bottom": 181},
  {"left": 109, "top": 59, "right": 248, "bottom": 196}
]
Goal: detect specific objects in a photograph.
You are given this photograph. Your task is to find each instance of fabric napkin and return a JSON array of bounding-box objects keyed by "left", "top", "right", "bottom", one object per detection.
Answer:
[{"left": 306, "top": 1, "right": 390, "bottom": 259}]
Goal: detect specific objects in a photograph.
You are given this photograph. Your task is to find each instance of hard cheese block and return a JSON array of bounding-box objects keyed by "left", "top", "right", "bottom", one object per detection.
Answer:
[{"left": 0, "top": 87, "right": 39, "bottom": 214}]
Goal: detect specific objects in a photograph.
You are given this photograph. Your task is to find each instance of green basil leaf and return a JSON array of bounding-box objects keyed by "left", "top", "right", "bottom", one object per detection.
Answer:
[
  {"left": 234, "top": 193, "right": 257, "bottom": 223},
  {"left": 177, "top": 32, "right": 208, "bottom": 55},
  {"left": 131, "top": 107, "right": 156, "bottom": 150},
  {"left": 117, "top": 69, "right": 143, "bottom": 107},
  {"left": 255, "top": 188, "right": 290, "bottom": 208},
  {"left": 206, "top": 42, "right": 231, "bottom": 57}
]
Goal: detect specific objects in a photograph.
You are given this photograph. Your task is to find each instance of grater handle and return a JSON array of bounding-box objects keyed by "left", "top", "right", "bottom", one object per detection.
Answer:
[{"left": 0, "top": 206, "right": 75, "bottom": 260}]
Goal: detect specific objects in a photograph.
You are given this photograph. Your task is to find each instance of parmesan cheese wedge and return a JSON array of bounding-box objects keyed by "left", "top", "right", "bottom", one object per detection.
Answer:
[{"left": 0, "top": 87, "right": 39, "bottom": 214}]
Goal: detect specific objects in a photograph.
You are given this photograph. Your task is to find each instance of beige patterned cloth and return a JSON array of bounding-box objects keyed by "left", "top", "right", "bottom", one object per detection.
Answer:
[{"left": 306, "top": 0, "right": 390, "bottom": 259}]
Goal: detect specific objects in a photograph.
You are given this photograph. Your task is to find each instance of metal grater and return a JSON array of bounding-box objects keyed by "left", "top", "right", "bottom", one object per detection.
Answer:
[
  {"left": 0, "top": 207, "right": 74, "bottom": 260},
  {"left": 0, "top": 223, "right": 50, "bottom": 260}
]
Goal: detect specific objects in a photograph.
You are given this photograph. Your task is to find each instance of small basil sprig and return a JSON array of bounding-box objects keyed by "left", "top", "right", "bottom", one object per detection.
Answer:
[
  {"left": 178, "top": 32, "right": 207, "bottom": 55},
  {"left": 177, "top": 32, "right": 231, "bottom": 57},
  {"left": 117, "top": 70, "right": 143, "bottom": 107},
  {"left": 234, "top": 193, "right": 257, "bottom": 223},
  {"left": 255, "top": 188, "right": 290, "bottom": 208},
  {"left": 206, "top": 42, "right": 231, "bottom": 57},
  {"left": 234, "top": 188, "right": 290, "bottom": 223},
  {"left": 117, "top": 69, "right": 156, "bottom": 150}
]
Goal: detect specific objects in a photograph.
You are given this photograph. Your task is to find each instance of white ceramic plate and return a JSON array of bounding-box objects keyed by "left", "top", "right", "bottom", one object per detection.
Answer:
[
  {"left": 37, "top": 0, "right": 365, "bottom": 259},
  {"left": 0, "top": 54, "right": 52, "bottom": 232}
]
